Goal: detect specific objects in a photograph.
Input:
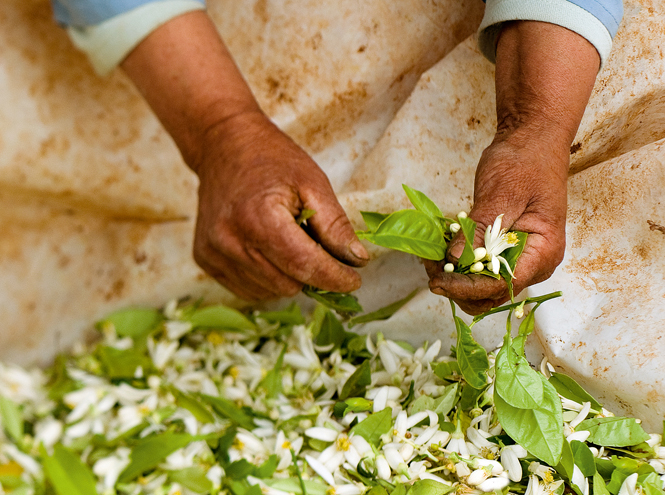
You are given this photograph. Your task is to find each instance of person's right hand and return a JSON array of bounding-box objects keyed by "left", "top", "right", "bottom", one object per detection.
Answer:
[{"left": 191, "top": 110, "right": 368, "bottom": 301}]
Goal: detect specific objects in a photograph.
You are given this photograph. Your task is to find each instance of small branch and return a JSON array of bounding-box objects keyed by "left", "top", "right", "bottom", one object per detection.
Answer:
[{"left": 471, "top": 291, "right": 562, "bottom": 324}]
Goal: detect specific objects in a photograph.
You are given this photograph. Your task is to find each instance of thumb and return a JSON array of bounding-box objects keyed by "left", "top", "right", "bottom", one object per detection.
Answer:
[{"left": 301, "top": 187, "right": 369, "bottom": 268}]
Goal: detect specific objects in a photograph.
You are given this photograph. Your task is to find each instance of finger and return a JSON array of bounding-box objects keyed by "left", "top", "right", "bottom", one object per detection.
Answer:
[
  {"left": 300, "top": 186, "right": 369, "bottom": 268},
  {"left": 428, "top": 271, "right": 510, "bottom": 303},
  {"left": 196, "top": 242, "right": 301, "bottom": 299},
  {"left": 260, "top": 207, "right": 363, "bottom": 293}
]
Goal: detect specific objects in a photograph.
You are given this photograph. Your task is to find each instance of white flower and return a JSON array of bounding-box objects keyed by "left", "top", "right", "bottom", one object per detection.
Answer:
[
  {"left": 165, "top": 320, "right": 193, "bottom": 340},
  {"left": 478, "top": 474, "right": 511, "bottom": 492},
  {"left": 483, "top": 214, "right": 519, "bottom": 276},
  {"left": 34, "top": 417, "right": 63, "bottom": 449},
  {"left": 93, "top": 448, "right": 131, "bottom": 491},
  {"left": 501, "top": 445, "right": 527, "bottom": 481},
  {"left": 618, "top": 473, "right": 638, "bottom": 495}
]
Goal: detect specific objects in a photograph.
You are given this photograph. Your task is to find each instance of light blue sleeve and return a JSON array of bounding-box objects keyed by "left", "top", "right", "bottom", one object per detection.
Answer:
[
  {"left": 52, "top": 0, "right": 205, "bottom": 27},
  {"left": 478, "top": 0, "right": 624, "bottom": 66}
]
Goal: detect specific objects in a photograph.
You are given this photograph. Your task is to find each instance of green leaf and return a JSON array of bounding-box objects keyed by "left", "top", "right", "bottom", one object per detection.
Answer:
[
  {"left": 367, "top": 487, "right": 389, "bottom": 495},
  {"left": 314, "top": 310, "right": 346, "bottom": 349},
  {"left": 302, "top": 286, "right": 363, "bottom": 318},
  {"left": 340, "top": 359, "right": 372, "bottom": 400},
  {"left": 495, "top": 339, "right": 543, "bottom": 409},
  {"left": 576, "top": 417, "right": 650, "bottom": 447},
  {"left": 454, "top": 315, "right": 489, "bottom": 389},
  {"left": 638, "top": 473, "right": 664, "bottom": 495},
  {"left": 97, "top": 346, "right": 152, "bottom": 379},
  {"left": 227, "top": 459, "right": 257, "bottom": 479},
  {"left": 391, "top": 484, "right": 407, "bottom": 495},
  {"left": 0, "top": 396, "right": 23, "bottom": 444},
  {"left": 456, "top": 216, "right": 477, "bottom": 267},
  {"left": 402, "top": 185, "right": 445, "bottom": 220},
  {"left": 556, "top": 436, "right": 575, "bottom": 481},
  {"left": 187, "top": 305, "right": 256, "bottom": 331},
  {"left": 168, "top": 467, "right": 213, "bottom": 493},
  {"left": 406, "top": 479, "right": 455, "bottom": 495},
  {"left": 350, "top": 407, "right": 393, "bottom": 446},
  {"left": 259, "top": 345, "right": 287, "bottom": 399},
  {"left": 511, "top": 307, "right": 537, "bottom": 355},
  {"left": 357, "top": 209, "right": 446, "bottom": 261},
  {"left": 495, "top": 374, "right": 563, "bottom": 466},
  {"left": 43, "top": 444, "right": 98, "bottom": 495},
  {"left": 257, "top": 302, "right": 306, "bottom": 325},
  {"left": 119, "top": 433, "right": 194, "bottom": 483},
  {"left": 263, "top": 478, "right": 328, "bottom": 495},
  {"left": 572, "top": 440, "right": 597, "bottom": 477},
  {"left": 499, "top": 231, "right": 528, "bottom": 280},
  {"left": 549, "top": 373, "right": 603, "bottom": 412},
  {"left": 595, "top": 458, "right": 616, "bottom": 480},
  {"left": 433, "top": 361, "right": 460, "bottom": 381},
  {"left": 256, "top": 455, "right": 279, "bottom": 478},
  {"left": 97, "top": 308, "right": 162, "bottom": 340},
  {"left": 171, "top": 388, "right": 215, "bottom": 424},
  {"left": 361, "top": 211, "right": 390, "bottom": 232},
  {"left": 201, "top": 395, "right": 255, "bottom": 430},
  {"left": 348, "top": 289, "right": 420, "bottom": 328},
  {"left": 459, "top": 383, "right": 485, "bottom": 411},
  {"left": 593, "top": 472, "right": 611, "bottom": 495},
  {"left": 337, "top": 398, "right": 374, "bottom": 416},
  {"left": 410, "top": 383, "right": 458, "bottom": 419}
]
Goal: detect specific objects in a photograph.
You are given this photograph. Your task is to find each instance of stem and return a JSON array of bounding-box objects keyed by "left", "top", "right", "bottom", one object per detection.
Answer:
[
  {"left": 291, "top": 449, "right": 308, "bottom": 495},
  {"left": 471, "top": 291, "right": 562, "bottom": 325}
]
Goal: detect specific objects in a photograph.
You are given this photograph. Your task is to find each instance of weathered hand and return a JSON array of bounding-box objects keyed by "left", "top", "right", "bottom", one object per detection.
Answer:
[
  {"left": 423, "top": 20, "right": 600, "bottom": 315},
  {"left": 424, "top": 138, "right": 568, "bottom": 315},
  {"left": 193, "top": 111, "right": 368, "bottom": 301}
]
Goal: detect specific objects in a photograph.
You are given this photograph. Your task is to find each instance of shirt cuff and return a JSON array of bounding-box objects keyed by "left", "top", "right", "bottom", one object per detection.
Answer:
[
  {"left": 478, "top": 0, "right": 614, "bottom": 67},
  {"left": 66, "top": 0, "right": 206, "bottom": 76}
]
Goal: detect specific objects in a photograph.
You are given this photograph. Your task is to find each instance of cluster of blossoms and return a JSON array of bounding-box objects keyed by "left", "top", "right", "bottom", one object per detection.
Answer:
[{"left": 0, "top": 299, "right": 662, "bottom": 495}]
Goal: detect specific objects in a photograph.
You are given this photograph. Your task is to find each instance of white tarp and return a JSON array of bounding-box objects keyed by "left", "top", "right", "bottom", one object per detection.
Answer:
[{"left": 0, "top": 0, "right": 663, "bottom": 429}]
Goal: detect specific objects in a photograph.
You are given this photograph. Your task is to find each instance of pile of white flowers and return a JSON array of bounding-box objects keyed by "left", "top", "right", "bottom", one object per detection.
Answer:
[{"left": 0, "top": 299, "right": 663, "bottom": 495}]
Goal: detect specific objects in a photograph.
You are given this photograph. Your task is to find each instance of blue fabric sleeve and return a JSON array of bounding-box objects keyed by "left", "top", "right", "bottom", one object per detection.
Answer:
[
  {"left": 52, "top": 0, "right": 206, "bottom": 27},
  {"left": 481, "top": 0, "right": 623, "bottom": 38}
]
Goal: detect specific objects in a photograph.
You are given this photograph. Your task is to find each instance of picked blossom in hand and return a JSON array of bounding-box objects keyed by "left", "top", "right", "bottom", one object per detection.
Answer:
[{"left": 482, "top": 214, "right": 519, "bottom": 276}]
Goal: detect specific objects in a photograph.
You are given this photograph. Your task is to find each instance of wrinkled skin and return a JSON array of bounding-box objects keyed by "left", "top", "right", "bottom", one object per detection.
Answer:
[
  {"left": 425, "top": 21, "right": 601, "bottom": 315},
  {"left": 193, "top": 110, "right": 368, "bottom": 301},
  {"left": 122, "top": 12, "right": 367, "bottom": 301}
]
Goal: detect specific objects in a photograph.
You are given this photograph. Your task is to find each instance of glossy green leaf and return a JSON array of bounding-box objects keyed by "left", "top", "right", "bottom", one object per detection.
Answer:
[
  {"left": 410, "top": 383, "right": 458, "bottom": 419},
  {"left": 187, "top": 305, "right": 256, "bottom": 331},
  {"left": 433, "top": 361, "right": 460, "bottom": 381},
  {"left": 303, "top": 286, "right": 363, "bottom": 318},
  {"left": 348, "top": 289, "right": 419, "bottom": 328},
  {"left": 495, "top": 374, "right": 563, "bottom": 466},
  {"left": 499, "top": 231, "right": 528, "bottom": 279},
  {"left": 638, "top": 473, "right": 664, "bottom": 495},
  {"left": 549, "top": 373, "right": 603, "bottom": 412},
  {"left": 456, "top": 216, "right": 477, "bottom": 267},
  {"left": 119, "top": 433, "right": 194, "bottom": 483},
  {"left": 97, "top": 346, "right": 152, "bottom": 379},
  {"left": 257, "top": 302, "right": 306, "bottom": 325},
  {"left": 201, "top": 395, "right": 255, "bottom": 430},
  {"left": 459, "top": 383, "right": 485, "bottom": 411},
  {"left": 350, "top": 407, "right": 393, "bottom": 446},
  {"left": 263, "top": 477, "right": 328, "bottom": 495},
  {"left": 0, "top": 396, "right": 22, "bottom": 444},
  {"left": 572, "top": 440, "right": 597, "bottom": 476},
  {"left": 168, "top": 467, "right": 213, "bottom": 493},
  {"left": 402, "top": 184, "right": 445, "bottom": 219},
  {"left": 556, "top": 436, "right": 575, "bottom": 481},
  {"left": 357, "top": 209, "right": 446, "bottom": 261},
  {"left": 171, "top": 389, "right": 215, "bottom": 424},
  {"left": 406, "top": 479, "right": 455, "bottom": 495},
  {"left": 43, "top": 444, "right": 98, "bottom": 495},
  {"left": 593, "top": 472, "right": 611, "bottom": 495},
  {"left": 576, "top": 417, "right": 649, "bottom": 447},
  {"left": 335, "top": 397, "right": 374, "bottom": 417},
  {"left": 314, "top": 310, "right": 346, "bottom": 349},
  {"left": 495, "top": 337, "right": 543, "bottom": 409},
  {"left": 340, "top": 359, "right": 371, "bottom": 400},
  {"left": 361, "top": 211, "right": 390, "bottom": 232},
  {"left": 97, "top": 308, "right": 162, "bottom": 340},
  {"left": 259, "top": 344, "right": 286, "bottom": 399},
  {"left": 454, "top": 315, "right": 489, "bottom": 389}
]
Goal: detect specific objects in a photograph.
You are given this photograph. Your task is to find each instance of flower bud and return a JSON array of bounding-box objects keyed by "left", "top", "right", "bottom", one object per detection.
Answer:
[
  {"left": 473, "top": 247, "right": 487, "bottom": 262},
  {"left": 457, "top": 211, "right": 468, "bottom": 219},
  {"left": 450, "top": 223, "right": 461, "bottom": 234},
  {"left": 444, "top": 263, "right": 455, "bottom": 273},
  {"left": 470, "top": 262, "right": 484, "bottom": 273}
]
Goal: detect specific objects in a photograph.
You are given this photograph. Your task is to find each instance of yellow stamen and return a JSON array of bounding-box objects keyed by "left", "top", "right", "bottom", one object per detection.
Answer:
[
  {"left": 233, "top": 438, "right": 245, "bottom": 450},
  {"left": 207, "top": 331, "right": 225, "bottom": 345},
  {"left": 543, "top": 471, "right": 554, "bottom": 484},
  {"left": 336, "top": 435, "right": 351, "bottom": 451},
  {"left": 228, "top": 366, "right": 240, "bottom": 379},
  {"left": 504, "top": 232, "right": 519, "bottom": 244},
  {"left": 0, "top": 461, "right": 23, "bottom": 477},
  {"left": 282, "top": 440, "right": 292, "bottom": 450},
  {"left": 327, "top": 488, "right": 337, "bottom": 495}
]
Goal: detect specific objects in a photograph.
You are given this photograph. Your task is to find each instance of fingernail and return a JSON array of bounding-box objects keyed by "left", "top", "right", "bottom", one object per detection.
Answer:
[{"left": 350, "top": 240, "right": 369, "bottom": 260}]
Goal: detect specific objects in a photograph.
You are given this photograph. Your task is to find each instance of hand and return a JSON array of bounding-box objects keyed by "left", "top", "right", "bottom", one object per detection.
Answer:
[
  {"left": 192, "top": 110, "right": 368, "bottom": 300},
  {"left": 424, "top": 137, "right": 568, "bottom": 315},
  {"left": 423, "top": 20, "right": 601, "bottom": 315}
]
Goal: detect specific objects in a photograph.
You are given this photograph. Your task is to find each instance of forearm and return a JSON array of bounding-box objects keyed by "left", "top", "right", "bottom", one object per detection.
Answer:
[
  {"left": 120, "top": 10, "right": 260, "bottom": 170},
  {"left": 493, "top": 21, "right": 600, "bottom": 155}
]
